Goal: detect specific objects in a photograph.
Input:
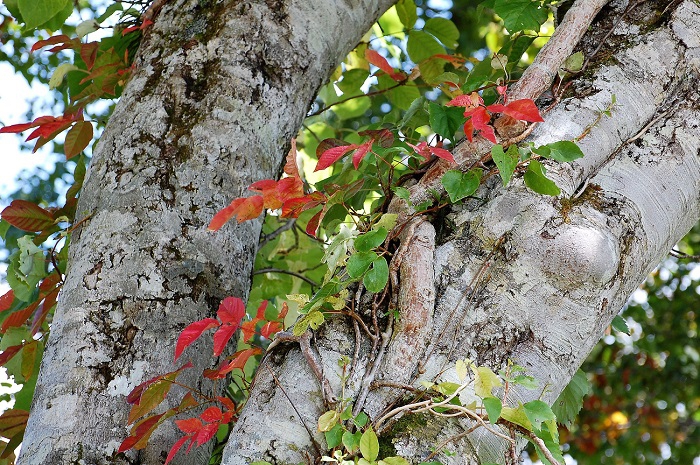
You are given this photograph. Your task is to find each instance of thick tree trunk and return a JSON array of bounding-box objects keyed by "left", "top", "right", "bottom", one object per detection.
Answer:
[
  {"left": 222, "top": 2, "right": 700, "bottom": 465},
  {"left": 18, "top": 1, "right": 394, "bottom": 464}
]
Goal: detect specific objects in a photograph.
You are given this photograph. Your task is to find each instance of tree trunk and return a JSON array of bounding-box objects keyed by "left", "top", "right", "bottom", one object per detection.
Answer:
[
  {"left": 18, "top": 1, "right": 394, "bottom": 463},
  {"left": 222, "top": 1, "right": 700, "bottom": 465},
  {"left": 17, "top": 1, "right": 700, "bottom": 465}
]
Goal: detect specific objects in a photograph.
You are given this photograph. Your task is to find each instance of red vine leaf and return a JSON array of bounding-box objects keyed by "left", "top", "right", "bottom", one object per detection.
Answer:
[
  {"left": 1, "top": 199, "right": 55, "bottom": 232},
  {"left": 217, "top": 297, "right": 246, "bottom": 325},
  {"left": 487, "top": 99, "right": 544, "bottom": 122},
  {"left": 164, "top": 436, "right": 190, "bottom": 465},
  {"left": 174, "top": 319, "right": 219, "bottom": 361},
  {"left": 365, "top": 49, "right": 406, "bottom": 82},
  {"left": 315, "top": 144, "right": 359, "bottom": 171},
  {"left": 0, "top": 291, "right": 14, "bottom": 313},
  {"left": 0, "top": 345, "right": 23, "bottom": 366},
  {"left": 212, "top": 324, "right": 238, "bottom": 357}
]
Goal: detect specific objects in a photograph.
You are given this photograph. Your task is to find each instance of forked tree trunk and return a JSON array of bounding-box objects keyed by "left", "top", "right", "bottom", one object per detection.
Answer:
[
  {"left": 18, "top": 1, "right": 700, "bottom": 465},
  {"left": 18, "top": 1, "right": 394, "bottom": 463}
]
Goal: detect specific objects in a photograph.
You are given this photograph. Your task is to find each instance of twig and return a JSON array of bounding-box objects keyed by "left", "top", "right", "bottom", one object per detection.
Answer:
[
  {"left": 253, "top": 268, "right": 319, "bottom": 288},
  {"left": 258, "top": 219, "right": 296, "bottom": 249},
  {"left": 521, "top": 428, "right": 562, "bottom": 465}
]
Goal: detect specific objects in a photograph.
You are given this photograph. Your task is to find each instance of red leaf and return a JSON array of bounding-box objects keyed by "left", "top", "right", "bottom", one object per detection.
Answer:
[
  {"left": 351, "top": 141, "right": 374, "bottom": 169},
  {"left": 276, "top": 176, "right": 304, "bottom": 202},
  {"left": 463, "top": 119, "right": 474, "bottom": 142},
  {"left": 64, "top": 121, "right": 93, "bottom": 159},
  {"left": 1, "top": 199, "right": 55, "bottom": 232},
  {"left": 217, "top": 396, "right": 236, "bottom": 413},
  {"left": 0, "top": 345, "right": 23, "bottom": 366},
  {"left": 201, "top": 407, "right": 223, "bottom": 423},
  {"left": 195, "top": 422, "right": 219, "bottom": 446},
  {"left": 446, "top": 92, "right": 482, "bottom": 108},
  {"left": 305, "top": 209, "right": 324, "bottom": 237},
  {"left": 240, "top": 320, "right": 257, "bottom": 343},
  {"left": 278, "top": 302, "right": 289, "bottom": 320},
  {"left": 0, "top": 122, "right": 35, "bottom": 134},
  {"left": 284, "top": 140, "right": 301, "bottom": 178},
  {"left": 2, "top": 300, "right": 39, "bottom": 334},
  {"left": 261, "top": 321, "right": 282, "bottom": 339},
  {"left": 488, "top": 99, "right": 544, "bottom": 123},
  {"left": 212, "top": 324, "right": 238, "bottom": 357},
  {"left": 26, "top": 117, "right": 73, "bottom": 141},
  {"left": 315, "top": 144, "right": 359, "bottom": 171},
  {"left": 249, "top": 179, "right": 282, "bottom": 209},
  {"left": 31, "top": 35, "right": 73, "bottom": 52},
  {"left": 175, "top": 417, "right": 203, "bottom": 434},
  {"left": 205, "top": 348, "right": 261, "bottom": 379},
  {"left": 469, "top": 107, "right": 497, "bottom": 144},
  {"left": 208, "top": 196, "right": 264, "bottom": 231},
  {"left": 428, "top": 146, "right": 455, "bottom": 163},
  {"left": 118, "top": 413, "right": 166, "bottom": 452},
  {"left": 164, "top": 436, "right": 190, "bottom": 465},
  {"left": 0, "top": 291, "right": 14, "bottom": 312},
  {"left": 174, "top": 318, "right": 219, "bottom": 361},
  {"left": 406, "top": 141, "right": 430, "bottom": 159},
  {"left": 255, "top": 300, "right": 268, "bottom": 320},
  {"left": 365, "top": 49, "right": 406, "bottom": 82},
  {"left": 217, "top": 297, "right": 246, "bottom": 325}
]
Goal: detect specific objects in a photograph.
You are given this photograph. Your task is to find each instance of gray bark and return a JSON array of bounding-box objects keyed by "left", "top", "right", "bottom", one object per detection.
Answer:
[
  {"left": 223, "top": 2, "right": 700, "bottom": 465},
  {"left": 18, "top": 0, "right": 394, "bottom": 463}
]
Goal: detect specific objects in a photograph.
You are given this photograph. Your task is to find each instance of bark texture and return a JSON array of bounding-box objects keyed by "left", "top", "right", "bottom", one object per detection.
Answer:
[
  {"left": 18, "top": 0, "right": 394, "bottom": 464},
  {"left": 223, "top": 2, "right": 700, "bottom": 465}
]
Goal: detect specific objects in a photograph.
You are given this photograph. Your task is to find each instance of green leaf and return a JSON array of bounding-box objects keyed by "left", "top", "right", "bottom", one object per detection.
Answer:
[
  {"left": 343, "top": 430, "right": 362, "bottom": 453},
  {"left": 524, "top": 400, "right": 556, "bottom": 431},
  {"left": 360, "top": 428, "right": 379, "bottom": 462},
  {"left": 423, "top": 17, "right": 459, "bottom": 48},
  {"left": 318, "top": 410, "right": 340, "bottom": 432},
  {"left": 552, "top": 369, "right": 590, "bottom": 428},
  {"left": 347, "top": 251, "right": 378, "bottom": 278},
  {"left": 611, "top": 315, "right": 630, "bottom": 335},
  {"left": 293, "top": 310, "right": 325, "bottom": 336},
  {"left": 524, "top": 160, "right": 561, "bottom": 196},
  {"left": 535, "top": 141, "right": 585, "bottom": 162},
  {"left": 364, "top": 257, "right": 389, "bottom": 293},
  {"left": 559, "top": 51, "right": 585, "bottom": 79},
  {"left": 441, "top": 169, "right": 481, "bottom": 203},
  {"left": 432, "top": 381, "right": 461, "bottom": 396},
  {"left": 379, "top": 457, "right": 410, "bottom": 465},
  {"left": 354, "top": 411, "right": 369, "bottom": 427},
  {"left": 501, "top": 404, "right": 532, "bottom": 430},
  {"left": 393, "top": 186, "right": 412, "bottom": 204},
  {"left": 407, "top": 30, "right": 445, "bottom": 63},
  {"left": 493, "top": 0, "right": 548, "bottom": 32},
  {"left": 429, "top": 103, "right": 465, "bottom": 140},
  {"left": 355, "top": 228, "right": 388, "bottom": 253},
  {"left": 325, "top": 423, "right": 343, "bottom": 449},
  {"left": 472, "top": 365, "right": 502, "bottom": 398},
  {"left": 18, "top": 0, "right": 71, "bottom": 29},
  {"left": 483, "top": 396, "right": 502, "bottom": 424},
  {"left": 395, "top": 0, "right": 417, "bottom": 29},
  {"left": 373, "top": 214, "right": 398, "bottom": 232},
  {"left": 463, "top": 58, "right": 502, "bottom": 93},
  {"left": 491, "top": 144, "right": 519, "bottom": 186}
]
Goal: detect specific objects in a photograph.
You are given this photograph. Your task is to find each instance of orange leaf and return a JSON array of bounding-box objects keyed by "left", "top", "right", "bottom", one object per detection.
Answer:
[
  {"left": 365, "top": 49, "right": 406, "bottom": 82},
  {"left": 1, "top": 200, "right": 54, "bottom": 232},
  {"left": 118, "top": 413, "right": 165, "bottom": 452}
]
